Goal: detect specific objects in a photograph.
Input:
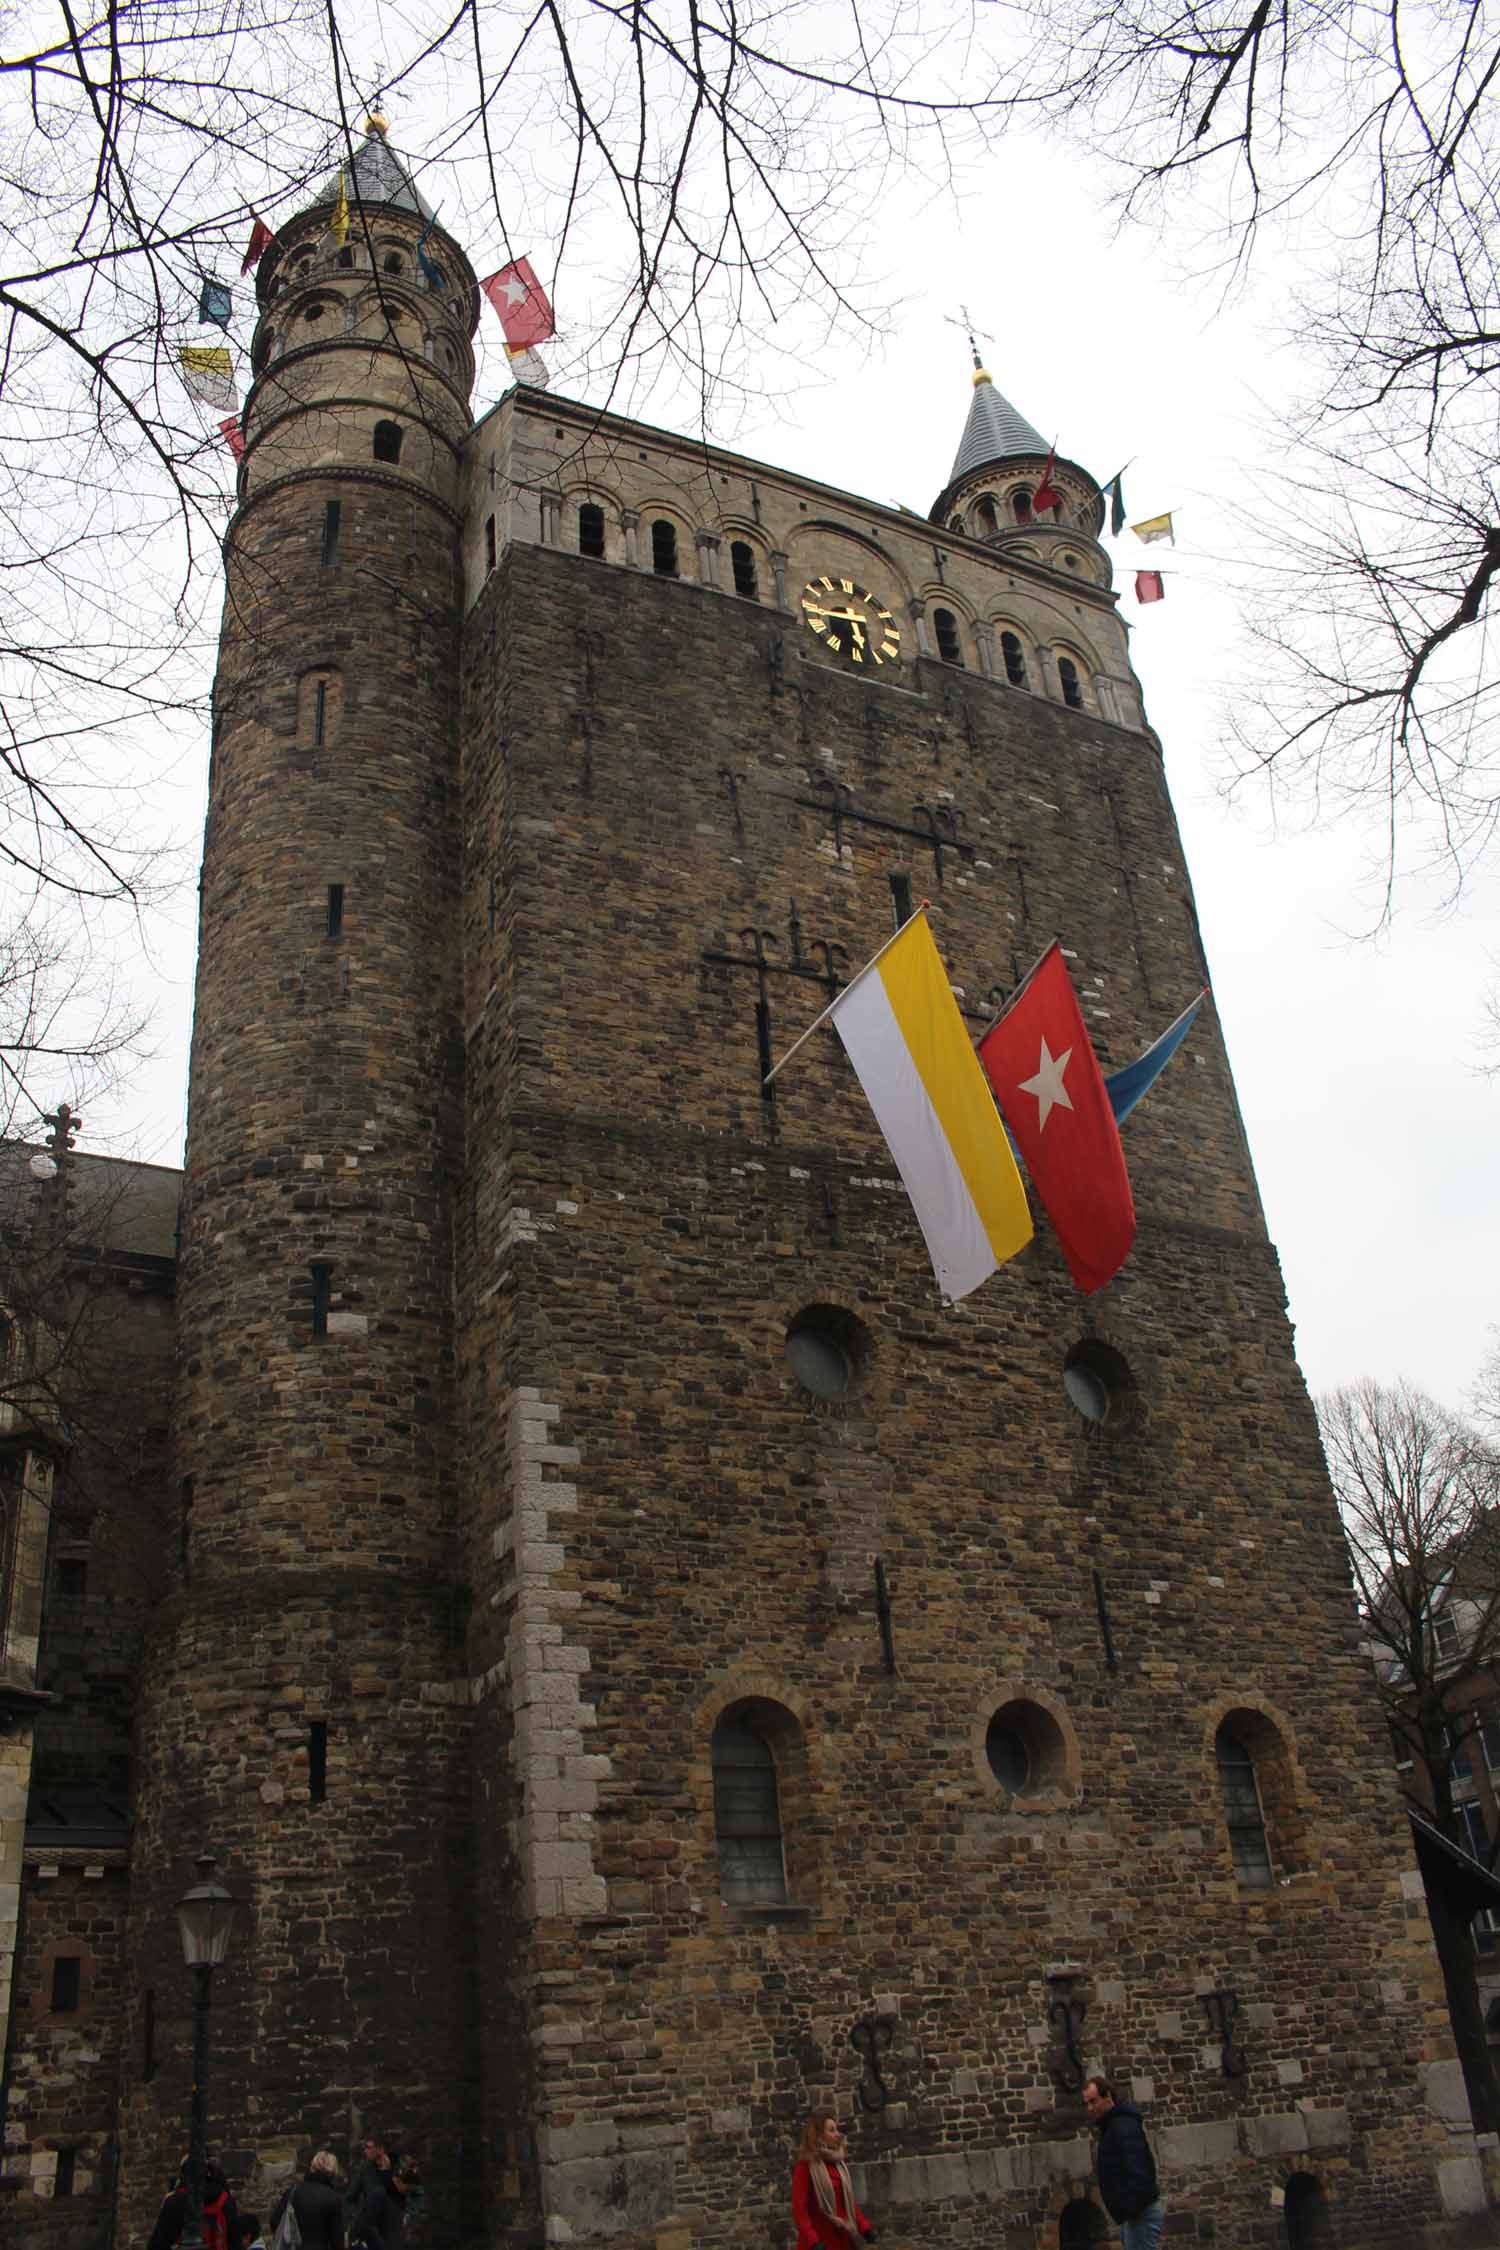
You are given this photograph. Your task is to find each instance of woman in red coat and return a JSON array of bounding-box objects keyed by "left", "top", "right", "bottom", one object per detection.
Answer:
[{"left": 791, "top": 2115, "right": 876, "bottom": 2249}]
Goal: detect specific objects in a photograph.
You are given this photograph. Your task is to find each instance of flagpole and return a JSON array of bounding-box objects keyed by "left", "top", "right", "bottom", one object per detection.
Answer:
[
  {"left": 762, "top": 902, "right": 933, "bottom": 1086},
  {"left": 972, "top": 936, "right": 1059, "bottom": 1048}
]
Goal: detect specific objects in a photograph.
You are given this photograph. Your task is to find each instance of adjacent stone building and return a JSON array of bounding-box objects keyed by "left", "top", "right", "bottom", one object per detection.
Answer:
[{"left": 2, "top": 115, "right": 1494, "bottom": 2250}]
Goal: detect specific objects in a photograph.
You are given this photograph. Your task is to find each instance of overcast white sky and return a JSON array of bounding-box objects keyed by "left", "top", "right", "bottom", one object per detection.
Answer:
[{"left": 106, "top": 109, "right": 1497, "bottom": 1417}]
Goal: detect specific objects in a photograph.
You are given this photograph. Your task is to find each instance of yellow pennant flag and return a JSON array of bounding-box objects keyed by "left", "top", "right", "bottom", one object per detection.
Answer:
[
  {"left": 824, "top": 911, "right": 1032, "bottom": 1300},
  {"left": 1131, "top": 512, "right": 1175, "bottom": 545},
  {"left": 329, "top": 168, "right": 350, "bottom": 247}
]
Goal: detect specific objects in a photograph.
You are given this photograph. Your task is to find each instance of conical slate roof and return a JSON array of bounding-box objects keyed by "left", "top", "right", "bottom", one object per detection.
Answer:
[
  {"left": 947, "top": 369, "right": 1047, "bottom": 483},
  {"left": 305, "top": 121, "right": 438, "bottom": 224}
]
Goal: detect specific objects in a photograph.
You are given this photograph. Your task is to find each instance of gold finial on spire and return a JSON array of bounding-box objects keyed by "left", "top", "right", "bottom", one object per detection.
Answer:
[
  {"left": 365, "top": 106, "right": 389, "bottom": 136},
  {"left": 972, "top": 364, "right": 992, "bottom": 387}
]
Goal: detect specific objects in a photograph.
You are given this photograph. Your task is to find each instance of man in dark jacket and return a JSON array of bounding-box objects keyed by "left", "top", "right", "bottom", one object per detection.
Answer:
[
  {"left": 1083, "top": 2076, "right": 1164, "bottom": 2250},
  {"left": 288, "top": 2151, "right": 345, "bottom": 2250},
  {"left": 149, "top": 2159, "right": 240, "bottom": 2250}
]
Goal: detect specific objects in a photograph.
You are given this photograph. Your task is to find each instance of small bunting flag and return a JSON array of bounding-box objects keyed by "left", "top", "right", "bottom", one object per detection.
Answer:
[
  {"left": 179, "top": 345, "right": 236, "bottom": 410},
  {"left": 1132, "top": 512, "right": 1174, "bottom": 545},
  {"left": 329, "top": 168, "right": 350, "bottom": 248},
  {"left": 1135, "top": 570, "right": 1166, "bottom": 604},
  {"left": 218, "top": 416, "right": 245, "bottom": 461},
  {"left": 1032, "top": 444, "right": 1061, "bottom": 514},
  {"left": 1102, "top": 469, "right": 1127, "bottom": 536},
  {"left": 241, "top": 218, "right": 273, "bottom": 274},
  {"left": 198, "top": 279, "right": 233, "bottom": 330}
]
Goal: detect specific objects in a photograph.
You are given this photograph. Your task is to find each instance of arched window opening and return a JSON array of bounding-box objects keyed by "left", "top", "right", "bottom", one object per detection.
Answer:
[
  {"left": 933, "top": 608, "right": 964, "bottom": 665},
  {"left": 1058, "top": 2198, "right": 1109, "bottom": 2249},
  {"left": 712, "top": 1713, "right": 787, "bottom": 1904},
  {"left": 1012, "top": 487, "right": 1034, "bottom": 523},
  {"left": 1284, "top": 2175, "right": 1336, "bottom": 2250},
  {"left": 373, "top": 421, "right": 404, "bottom": 464},
  {"left": 1216, "top": 1723, "right": 1273, "bottom": 1888},
  {"left": 947, "top": 514, "right": 964, "bottom": 534},
  {"left": 1058, "top": 656, "right": 1084, "bottom": 709},
  {"left": 578, "top": 504, "right": 606, "bottom": 559},
  {"left": 383, "top": 251, "right": 404, "bottom": 276},
  {"left": 975, "top": 494, "right": 999, "bottom": 536},
  {"left": 1000, "top": 632, "right": 1029, "bottom": 688},
  {"left": 651, "top": 518, "right": 679, "bottom": 577},
  {"left": 731, "top": 541, "right": 759, "bottom": 599},
  {"left": 336, "top": 247, "right": 354, "bottom": 270},
  {"left": 303, "top": 300, "right": 326, "bottom": 324}
]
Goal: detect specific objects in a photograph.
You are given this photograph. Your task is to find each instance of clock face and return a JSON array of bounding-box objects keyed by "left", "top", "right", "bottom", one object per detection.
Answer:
[{"left": 800, "top": 576, "right": 901, "bottom": 667}]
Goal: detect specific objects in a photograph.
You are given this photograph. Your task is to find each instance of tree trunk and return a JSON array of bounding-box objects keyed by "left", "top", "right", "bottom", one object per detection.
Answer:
[{"left": 1426, "top": 1875, "right": 1500, "bottom": 2133}]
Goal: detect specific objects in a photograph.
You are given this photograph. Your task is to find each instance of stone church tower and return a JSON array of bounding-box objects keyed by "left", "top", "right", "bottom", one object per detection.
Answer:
[{"left": 114, "top": 122, "right": 1487, "bottom": 2250}]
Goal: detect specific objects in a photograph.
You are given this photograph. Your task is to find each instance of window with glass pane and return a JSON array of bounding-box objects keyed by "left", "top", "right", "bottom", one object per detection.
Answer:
[
  {"left": 1435, "top": 1612, "right": 1462, "bottom": 1658},
  {"left": 712, "top": 1716, "right": 787, "bottom": 1904},
  {"left": 1215, "top": 1725, "right": 1272, "bottom": 1887},
  {"left": 1478, "top": 1710, "right": 1500, "bottom": 1769},
  {"left": 1457, "top": 1801, "right": 1489, "bottom": 1859}
]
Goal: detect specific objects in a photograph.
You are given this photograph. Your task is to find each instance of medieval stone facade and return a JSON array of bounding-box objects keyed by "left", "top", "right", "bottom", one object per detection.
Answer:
[{"left": 1, "top": 120, "right": 1494, "bottom": 2250}]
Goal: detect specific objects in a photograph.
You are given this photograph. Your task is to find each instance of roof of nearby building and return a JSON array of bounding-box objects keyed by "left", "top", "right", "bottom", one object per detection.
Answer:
[
  {"left": 305, "top": 120, "right": 438, "bottom": 225},
  {"left": 24, "top": 1787, "right": 130, "bottom": 1853},
  {"left": 947, "top": 368, "right": 1049, "bottom": 485},
  {"left": 0, "top": 1144, "right": 180, "bottom": 1262}
]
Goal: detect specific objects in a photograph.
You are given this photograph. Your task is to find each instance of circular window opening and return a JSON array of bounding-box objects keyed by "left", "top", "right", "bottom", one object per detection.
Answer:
[
  {"left": 1063, "top": 1339, "right": 1133, "bottom": 1425},
  {"left": 983, "top": 1697, "right": 1067, "bottom": 1799},
  {"left": 785, "top": 1304, "right": 869, "bottom": 1402}
]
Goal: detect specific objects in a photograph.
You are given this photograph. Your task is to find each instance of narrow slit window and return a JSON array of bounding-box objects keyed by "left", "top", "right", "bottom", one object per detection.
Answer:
[
  {"left": 56, "top": 1557, "right": 87, "bottom": 1602},
  {"left": 1058, "top": 656, "right": 1084, "bottom": 709},
  {"left": 484, "top": 516, "right": 497, "bottom": 574},
  {"left": 651, "top": 519, "right": 678, "bottom": 577},
  {"left": 326, "top": 884, "right": 344, "bottom": 938},
  {"left": 578, "top": 504, "right": 606, "bottom": 558},
  {"left": 731, "top": 541, "right": 758, "bottom": 598},
  {"left": 321, "top": 501, "right": 341, "bottom": 568},
  {"left": 54, "top": 2151, "right": 76, "bottom": 2199},
  {"left": 1001, "top": 632, "right": 1028, "bottom": 688},
  {"left": 373, "top": 420, "right": 403, "bottom": 464},
  {"left": 309, "top": 1720, "right": 328, "bottom": 1803},
  {"left": 337, "top": 247, "right": 354, "bottom": 270},
  {"left": 310, "top": 1262, "right": 333, "bottom": 1341},
  {"left": 933, "top": 608, "right": 963, "bottom": 665},
  {"left": 143, "top": 1988, "right": 157, "bottom": 2081},
  {"left": 313, "top": 679, "right": 327, "bottom": 747},
  {"left": 889, "top": 872, "right": 913, "bottom": 930},
  {"left": 50, "top": 1956, "right": 82, "bottom": 2013},
  {"left": 180, "top": 1476, "right": 194, "bottom": 1582}
]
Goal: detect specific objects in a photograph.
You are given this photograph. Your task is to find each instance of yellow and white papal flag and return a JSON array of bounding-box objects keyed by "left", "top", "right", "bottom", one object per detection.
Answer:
[{"left": 827, "top": 910, "right": 1032, "bottom": 1300}]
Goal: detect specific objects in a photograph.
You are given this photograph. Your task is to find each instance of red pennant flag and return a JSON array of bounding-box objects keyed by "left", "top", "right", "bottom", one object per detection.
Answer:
[
  {"left": 977, "top": 945, "right": 1136, "bottom": 1294},
  {"left": 1135, "top": 570, "right": 1165, "bottom": 604},
  {"left": 218, "top": 416, "right": 245, "bottom": 461},
  {"left": 241, "top": 218, "right": 273, "bottom": 274},
  {"left": 481, "top": 258, "right": 555, "bottom": 349},
  {"left": 1032, "top": 444, "right": 1061, "bottom": 514}
]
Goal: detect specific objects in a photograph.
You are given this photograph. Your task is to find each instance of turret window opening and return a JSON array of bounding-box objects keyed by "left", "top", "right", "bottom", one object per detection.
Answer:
[
  {"left": 313, "top": 679, "right": 327, "bottom": 746},
  {"left": 974, "top": 494, "right": 999, "bottom": 535},
  {"left": 299, "top": 669, "right": 341, "bottom": 744},
  {"left": 326, "top": 884, "right": 344, "bottom": 938},
  {"left": 1000, "top": 632, "right": 1029, "bottom": 688},
  {"left": 304, "top": 300, "right": 327, "bottom": 324},
  {"left": 320, "top": 501, "right": 341, "bottom": 568},
  {"left": 933, "top": 608, "right": 964, "bottom": 665},
  {"left": 578, "top": 504, "right": 606, "bottom": 559},
  {"left": 252, "top": 329, "right": 274, "bottom": 374},
  {"left": 373, "top": 420, "right": 404, "bottom": 464},
  {"left": 731, "top": 541, "right": 759, "bottom": 599},
  {"left": 484, "top": 516, "right": 497, "bottom": 574},
  {"left": 1011, "top": 487, "right": 1033, "bottom": 524},
  {"left": 652, "top": 518, "right": 679, "bottom": 577},
  {"left": 336, "top": 246, "right": 354, "bottom": 269},
  {"left": 383, "top": 251, "right": 404, "bottom": 275},
  {"left": 1058, "top": 655, "right": 1084, "bottom": 709}
]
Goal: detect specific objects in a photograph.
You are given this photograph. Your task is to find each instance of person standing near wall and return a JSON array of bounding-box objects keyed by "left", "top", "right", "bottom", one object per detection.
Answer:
[{"left": 1082, "top": 2075, "right": 1164, "bottom": 2250}]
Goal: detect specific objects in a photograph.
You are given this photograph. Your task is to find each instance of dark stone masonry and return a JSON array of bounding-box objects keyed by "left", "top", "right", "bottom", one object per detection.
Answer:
[{"left": 1, "top": 118, "right": 1491, "bottom": 2250}]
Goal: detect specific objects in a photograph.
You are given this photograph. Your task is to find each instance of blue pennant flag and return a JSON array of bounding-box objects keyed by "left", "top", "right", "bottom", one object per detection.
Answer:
[
  {"left": 198, "top": 278, "right": 233, "bottom": 331},
  {"left": 1105, "top": 988, "right": 1207, "bottom": 1124},
  {"left": 416, "top": 217, "right": 442, "bottom": 289},
  {"left": 1102, "top": 466, "right": 1128, "bottom": 537}
]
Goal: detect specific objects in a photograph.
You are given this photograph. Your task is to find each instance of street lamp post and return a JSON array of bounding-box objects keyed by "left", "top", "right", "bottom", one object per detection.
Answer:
[{"left": 175, "top": 1856, "right": 241, "bottom": 2250}]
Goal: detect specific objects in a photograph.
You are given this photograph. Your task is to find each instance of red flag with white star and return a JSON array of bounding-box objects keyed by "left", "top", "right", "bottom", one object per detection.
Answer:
[
  {"left": 977, "top": 944, "right": 1135, "bottom": 1293},
  {"left": 480, "top": 258, "right": 555, "bottom": 349}
]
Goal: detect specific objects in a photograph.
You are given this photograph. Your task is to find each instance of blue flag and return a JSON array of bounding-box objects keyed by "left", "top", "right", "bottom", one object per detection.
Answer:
[
  {"left": 416, "top": 218, "right": 442, "bottom": 289},
  {"left": 198, "top": 279, "right": 233, "bottom": 330},
  {"left": 1105, "top": 989, "right": 1207, "bottom": 1124}
]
